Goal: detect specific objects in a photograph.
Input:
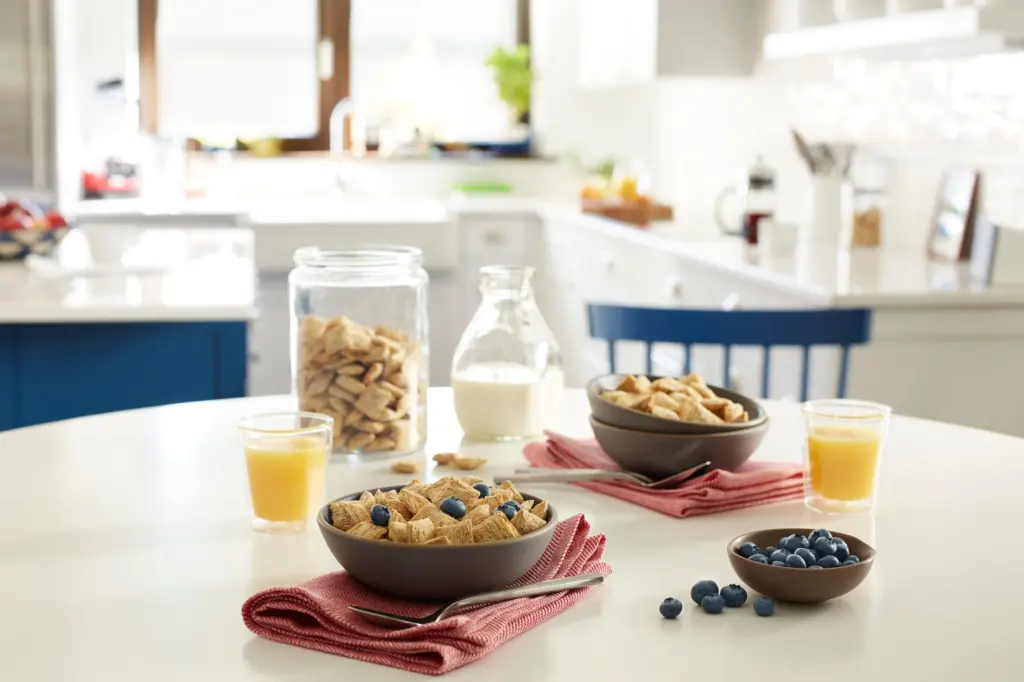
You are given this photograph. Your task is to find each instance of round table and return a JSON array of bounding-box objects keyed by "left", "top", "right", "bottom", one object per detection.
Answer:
[{"left": 2, "top": 389, "right": 1022, "bottom": 680}]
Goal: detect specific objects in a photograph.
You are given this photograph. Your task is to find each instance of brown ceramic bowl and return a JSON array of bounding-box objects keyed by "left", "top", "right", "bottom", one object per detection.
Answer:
[
  {"left": 589, "top": 415, "right": 768, "bottom": 479},
  {"left": 587, "top": 374, "right": 767, "bottom": 435},
  {"left": 727, "top": 528, "right": 876, "bottom": 603},
  {"left": 317, "top": 485, "right": 558, "bottom": 601}
]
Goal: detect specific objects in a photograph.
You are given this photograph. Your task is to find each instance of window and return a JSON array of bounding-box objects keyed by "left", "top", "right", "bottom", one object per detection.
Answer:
[{"left": 138, "top": 0, "right": 527, "bottom": 150}]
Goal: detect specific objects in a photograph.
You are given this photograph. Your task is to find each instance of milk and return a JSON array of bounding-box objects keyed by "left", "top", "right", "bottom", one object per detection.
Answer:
[{"left": 452, "top": 362, "right": 565, "bottom": 441}]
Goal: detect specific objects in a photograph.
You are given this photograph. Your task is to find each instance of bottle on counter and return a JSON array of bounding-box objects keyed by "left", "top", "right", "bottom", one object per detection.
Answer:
[{"left": 451, "top": 265, "right": 564, "bottom": 441}]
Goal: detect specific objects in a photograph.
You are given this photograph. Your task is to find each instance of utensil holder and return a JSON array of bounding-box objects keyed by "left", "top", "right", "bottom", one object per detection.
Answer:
[{"left": 802, "top": 175, "right": 854, "bottom": 248}]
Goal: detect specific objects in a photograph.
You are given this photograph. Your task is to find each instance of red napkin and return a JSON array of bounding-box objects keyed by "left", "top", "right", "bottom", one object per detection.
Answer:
[
  {"left": 524, "top": 431, "right": 804, "bottom": 518},
  {"left": 242, "top": 514, "right": 610, "bottom": 676}
]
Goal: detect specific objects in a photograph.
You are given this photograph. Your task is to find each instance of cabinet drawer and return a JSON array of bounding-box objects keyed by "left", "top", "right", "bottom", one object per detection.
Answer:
[{"left": 459, "top": 217, "right": 537, "bottom": 267}]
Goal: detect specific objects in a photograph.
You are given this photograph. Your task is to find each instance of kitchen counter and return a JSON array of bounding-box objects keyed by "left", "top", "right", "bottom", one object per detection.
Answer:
[{"left": 0, "top": 228, "right": 257, "bottom": 323}]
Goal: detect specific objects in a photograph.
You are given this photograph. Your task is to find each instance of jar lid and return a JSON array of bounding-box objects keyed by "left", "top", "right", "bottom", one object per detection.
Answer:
[{"left": 293, "top": 245, "right": 424, "bottom": 270}]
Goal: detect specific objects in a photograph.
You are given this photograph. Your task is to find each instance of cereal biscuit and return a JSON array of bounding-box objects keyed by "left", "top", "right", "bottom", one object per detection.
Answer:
[
  {"left": 329, "top": 500, "right": 371, "bottom": 531},
  {"left": 410, "top": 503, "right": 456, "bottom": 527},
  {"left": 389, "top": 460, "right": 419, "bottom": 474},
  {"left": 354, "top": 384, "right": 394, "bottom": 422},
  {"left": 365, "top": 437, "right": 397, "bottom": 452},
  {"left": 465, "top": 504, "right": 492, "bottom": 524},
  {"left": 349, "top": 432, "right": 376, "bottom": 450},
  {"left": 520, "top": 499, "right": 535, "bottom": 512},
  {"left": 472, "top": 514, "right": 520, "bottom": 543},
  {"left": 701, "top": 397, "right": 732, "bottom": 416},
  {"left": 452, "top": 456, "right": 487, "bottom": 471},
  {"left": 651, "top": 377, "right": 687, "bottom": 394},
  {"left": 650, "top": 405, "right": 680, "bottom": 421},
  {"left": 498, "top": 480, "right": 525, "bottom": 504},
  {"left": 426, "top": 478, "right": 480, "bottom": 506},
  {"left": 531, "top": 500, "right": 549, "bottom": 520},
  {"left": 423, "top": 536, "right": 452, "bottom": 546},
  {"left": 459, "top": 476, "right": 485, "bottom": 485},
  {"left": 511, "top": 508, "right": 547, "bottom": 535},
  {"left": 433, "top": 518, "right": 474, "bottom": 545},
  {"left": 388, "top": 520, "right": 410, "bottom": 543},
  {"left": 347, "top": 521, "right": 388, "bottom": 541},
  {"left": 358, "top": 491, "right": 376, "bottom": 510},
  {"left": 484, "top": 489, "right": 514, "bottom": 509},
  {"left": 723, "top": 402, "right": 746, "bottom": 423},
  {"left": 432, "top": 452, "right": 458, "bottom": 465},
  {"left": 407, "top": 518, "right": 435, "bottom": 544},
  {"left": 399, "top": 488, "right": 432, "bottom": 515},
  {"left": 402, "top": 480, "right": 430, "bottom": 496},
  {"left": 648, "top": 391, "right": 680, "bottom": 412},
  {"left": 616, "top": 374, "right": 652, "bottom": 394}
]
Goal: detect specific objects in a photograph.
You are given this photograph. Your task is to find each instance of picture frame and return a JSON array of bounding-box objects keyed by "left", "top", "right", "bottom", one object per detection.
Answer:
[{"left": 928, "top": 169, "right": 980, "bottom": 262}]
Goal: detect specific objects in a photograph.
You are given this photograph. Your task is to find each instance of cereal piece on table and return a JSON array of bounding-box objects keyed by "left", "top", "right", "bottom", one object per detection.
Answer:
[
  {"left": 432, "top": 452, "right": 458, "bottom": 465},
  {"left": 408, "top": 518, "right": 435, "bottom": 544},
  {"left": 511, "top": 508, "right": 547, "bottom": 535},
  {"left": 347, "top": 521, "right": 388, "bottom": 541},
  {"left": 389, "top": 460, "right": 419, "bottom": 474},
  {"left": 399, "top": 488, "right": 431, "bottom": 515},
  {"left": 452, "top": 456, "right": 487, "bottom": 471},
  {"left": 498, "top": 480, "right": 525, "bottom": 504},
  {"left": 650, "top": 405, "right": 680, "bottom": 421},
  {"left": 423, "top": 536, "right": 452, "bottom": 546},
  {"left": 472, "top": 514, "right": 520, "bottom": 543},
  {"left": 329, "top": 501, "right": 371, "bottom": 531},
  {"left": 465, "top": 504, "right": 491, "bottom": 524},
  {"left": 388, "top": 520, "right": 410, "bottom": 544},
  {"left": 427, "top": 478, "right": 481, "bottom": 506},
  {"left": 411, "top": 503, "right": 456, "bottom": 527},
  {"left": 648, "top": 391, "right": 680, "bottom": 412},
  {"left": 434, "top": 518, "right": 474, "bottom": 545},
  {"left": 723, "top": 402, "right": 745, "bottom": 423},
  {"left": 358, "top": 491, "right": 376, "bottom": 510},
  {"left": 616, "top": 374, "right": 652, "bottom": 394},
  {"left": 531, "top": 500, "right": 549, "bottom": 520},
  {"left": 651, "top": 377, "right": 687, "bottom": 394}
]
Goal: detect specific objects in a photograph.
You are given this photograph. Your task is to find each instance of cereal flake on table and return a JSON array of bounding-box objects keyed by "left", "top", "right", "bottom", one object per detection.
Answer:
[
  {"left": 600, "top": 373, "right": 749, "bottom": 425},
  {"left": 389, "top": 460, "right": 419, "bottom": 474},
  {"left": 328, "top": 477, "right": 549, "bottom": 545}
]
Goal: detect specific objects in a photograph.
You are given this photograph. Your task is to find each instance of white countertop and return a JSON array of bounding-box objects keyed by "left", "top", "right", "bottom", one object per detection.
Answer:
[
  {"left": 0, "top": 228, "right": 257, "bottom": 323},
  {"left": 549, "top": 208, "right": 1024, "bottom": 308},
  {"left": 1, "top": 388, "right": 1022, "bottom": 680}
]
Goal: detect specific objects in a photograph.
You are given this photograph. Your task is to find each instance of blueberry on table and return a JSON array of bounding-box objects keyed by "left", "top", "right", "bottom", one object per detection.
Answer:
[
  {"left": 738, "top": 542, "right": 761, "bottom": 558},
  {"left": 440, "top": 497, "right": 467, "bottom": 520},
  {"left": 784, "top": 534, "right": 810, "bottom": 551},
  {"left": 748, "top": 554, "right": 770, "bottom": 565},
  {"left": 817, "top": 555, "right": 841, "bottom": 568},
  {"left": 833, "top": 539, "right": 850, "bottom": 561},
  {"left": 472, "top": 483, "right": 490, "bottom": 499},
  {"left": 813, "top": 536, "right": 837, "bottom": 556},
  {"left": 771, "top": 561, "right": 787, "bottom": 567},
  {"left": 700, "top": 594, "right": 726, "bottom": 614},
  {"left": 369, "top": 504, "right": 392, "bottom": 527},
  {"left": 753, "top": 597, "right": 775, "bottom": 617},
  {"left": 846, "top": 555, "right": 860, "bottom": 564},
  {"left": 785, "top": 553, "right": 807, "bottom": 569},
  {"left": 690, "top": 580, "right": 720, "bottom": 605},
  {"left": 659, "top": 597, "right": 683, "bottom": 620},
  {"left": 496, "top": 503, "right": 517, "bottom": 520},
  {"left": 721, "top": 584, "right": 748, "bottom": 608},
  {"left": 794, "top": 548, "right": 817, "bottom": 565},
  {"left": 808, "top": 528, "right": 832, "bottom": 544},
  {"left": 769, "top": 549, "right": 790, "bottom": 564}
]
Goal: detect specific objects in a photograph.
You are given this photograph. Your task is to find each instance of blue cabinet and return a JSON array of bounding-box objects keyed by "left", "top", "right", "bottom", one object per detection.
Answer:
[{"left": 0, "top": 321, "right": 247, "bottom": 430}]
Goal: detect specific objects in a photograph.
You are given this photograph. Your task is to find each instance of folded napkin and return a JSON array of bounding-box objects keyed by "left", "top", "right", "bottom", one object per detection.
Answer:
[
  {"left": 524, "top": 431, "right": 803, "bottom": 518},
  {"left": 242, "top": 513, "right": 611, "bottom": 676}
]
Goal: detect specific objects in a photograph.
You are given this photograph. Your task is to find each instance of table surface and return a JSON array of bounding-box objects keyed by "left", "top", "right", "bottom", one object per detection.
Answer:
[{"left": 2, "top": 389, "right": 1022, "bottom": 681}]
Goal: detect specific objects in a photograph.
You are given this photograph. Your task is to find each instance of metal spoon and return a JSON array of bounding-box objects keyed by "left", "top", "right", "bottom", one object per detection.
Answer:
[
  {"left": 349, "top": 573, "right": 606, "bottom": 627},
  {"left": 499, "top": 461, "right": 712, "bottom": 490}
]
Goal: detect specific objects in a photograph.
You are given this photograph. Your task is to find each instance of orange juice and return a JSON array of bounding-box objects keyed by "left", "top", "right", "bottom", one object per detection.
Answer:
[
  {"left": 244, "top": 436, "right": 328, "bottom": 522},
  {"left": 807, "top": 425, "right": 880, "bottom": 501}
]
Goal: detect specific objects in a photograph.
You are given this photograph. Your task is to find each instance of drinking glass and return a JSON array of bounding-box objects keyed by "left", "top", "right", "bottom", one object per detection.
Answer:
[
  {"left": 802, "top": 399, "right": 891, "bottom": 514},
  {"left": 237, "top": 412, "right": 333, "bottom": 533}
]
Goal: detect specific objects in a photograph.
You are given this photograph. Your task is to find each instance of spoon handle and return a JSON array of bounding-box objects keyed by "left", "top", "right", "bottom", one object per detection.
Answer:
[
  {"left": 499, "top": 469, "right": 649, "bottom": 485},
  {"left": 440, "top": 574, "right": 606, "bottom": 618}
]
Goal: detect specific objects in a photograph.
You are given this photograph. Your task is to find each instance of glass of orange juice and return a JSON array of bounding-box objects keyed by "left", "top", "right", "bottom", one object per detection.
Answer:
[
  {"left": 803, "top": 399, "right": 891, "bottom": 514},
  {"left": 237, "top": 412, "right": 333, "bottom": 533}
]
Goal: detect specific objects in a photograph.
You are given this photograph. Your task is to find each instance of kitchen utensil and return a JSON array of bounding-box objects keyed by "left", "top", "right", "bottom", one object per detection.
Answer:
[
  {"left": 715, "top": 155, "right": 776, "bottom": 245},
  {"left": 727, "top": 528, "right": 875, "bottom": 603},
  {"left": 500, "top": 461, "right": 712, "bottom": 489},
  {"left": 349, "top": 573, "right": 606, "bottom": 627},
  {"left": 791, "top": 130, "right": 819, "bottom": 173},
  {"left": 589, "top": 415, "right": 768, "bottom": 479},
  {"left": 587, "top": 374, "right": 767, "bottom": 435},
  {"left": 318, "top": 486, "right": 558, "bottom": 601}
]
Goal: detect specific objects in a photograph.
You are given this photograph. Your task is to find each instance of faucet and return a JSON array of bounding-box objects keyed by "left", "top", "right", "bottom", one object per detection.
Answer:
[{"left": 329, "top": 97, "right": 354, "bottom": 160}]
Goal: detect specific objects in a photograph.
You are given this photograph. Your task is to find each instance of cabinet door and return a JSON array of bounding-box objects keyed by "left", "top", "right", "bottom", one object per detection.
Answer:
[
  {"left": 0, "top": 328, "right": 15, "bottom": 430},
  {"left": 249, "top": 273, "right": 293, "bottom": 396}
]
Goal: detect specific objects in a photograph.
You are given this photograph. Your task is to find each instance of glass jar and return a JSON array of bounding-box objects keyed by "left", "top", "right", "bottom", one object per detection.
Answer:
[
  {"left": 451, "top": 265, "right": 564, "bottom": 441},
  {"left": 289, "top": 246, "right": 428, "bottom": 455}
]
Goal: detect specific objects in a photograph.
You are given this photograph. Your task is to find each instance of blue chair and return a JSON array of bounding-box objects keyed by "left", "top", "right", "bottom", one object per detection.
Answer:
[{"left": 586, "top": 304, "right": 873, "bottom": 401}]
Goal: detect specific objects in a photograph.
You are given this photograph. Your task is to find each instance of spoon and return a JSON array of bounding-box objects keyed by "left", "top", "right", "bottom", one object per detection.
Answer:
[
  {"left": 500, "top": 460, "right": 712, "bottom": 490},
  {"left": 349, "top": 573, "right": 606, "bottom": 627}
]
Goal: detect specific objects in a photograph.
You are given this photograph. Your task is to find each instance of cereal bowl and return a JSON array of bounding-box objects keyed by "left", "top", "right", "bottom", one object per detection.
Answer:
[
  {"left": 317, "top": 483, "right": 558, "bottom": 601},
  {"left": 587, "top": 374, "right": 767, "bottom": 435},
  {"left": 727, "top": 528, "right": 876, "bottom": 604}
]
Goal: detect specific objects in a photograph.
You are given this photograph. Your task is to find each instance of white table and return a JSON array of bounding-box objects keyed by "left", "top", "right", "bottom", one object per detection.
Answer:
[{"left": 1, "top": 389, "right": 1022, "bottom": 681}]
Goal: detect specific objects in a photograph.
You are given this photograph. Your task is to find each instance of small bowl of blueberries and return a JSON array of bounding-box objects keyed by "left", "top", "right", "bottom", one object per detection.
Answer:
[{"left": 727, "top": 527, "right": 875, "bottom": 603}]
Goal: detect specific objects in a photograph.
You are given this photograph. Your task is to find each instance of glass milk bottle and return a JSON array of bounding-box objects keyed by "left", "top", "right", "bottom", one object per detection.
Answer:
[{"left": 451, "top": 265, "right": 564, "bottom": 441}]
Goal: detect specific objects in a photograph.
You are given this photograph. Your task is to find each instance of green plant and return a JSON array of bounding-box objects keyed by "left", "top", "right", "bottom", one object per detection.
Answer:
[{"left": 485, "top": 44, "right": 532, "bottom": 121}]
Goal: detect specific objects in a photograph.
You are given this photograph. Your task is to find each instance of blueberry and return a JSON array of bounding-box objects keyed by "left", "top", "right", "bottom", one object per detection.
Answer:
[
  {"left": 771, "top": 561, "right": 787, "bottom": 567},
  {"left": 690, "top": 580, "right": 719, "bottom": 606},
  {"left": 808, "top": 528, "right": 832, "bottom": 544},
  {"left": 785, "top": 553, "right": 807, "bottom": 569},
  {"left": 842, "top": 560, "right": 859, "bottom": 566},
  {"left": 504, "top": 500, "right": 522, "bottom": 512},
  {"left": 369, "top": 504, "right": 391, "bottom": 527},
  {"left": 439, "top": 497, "right": 467, "bottom": 520},
  {"left": 738, "top": 542, "right": 761, "bottom": 558},
  {"left": 753, "top": 597, "right": 775, "bottom": 617},
  {"left": 496, "top": 503, "right": 517, "bottom": 520},
  {"left": 784, "top": 534, "right": 809, "bottom": 551},
  {"left": 813, "top": 536, "right": 837, "bottom": 556},
  {"left": 779, "top": 535, "right": 792, "bottom": 548},
  {"left": 833, "top": 538, "right": 850, "bottom": 561},
  {"left": 720, "top": 584, "right": 748, "bottom": 608},
  {"left": 659, "top": 597, "right": 683, "bottom": 619},
  {"left": 794, "top": 548, "right": 817, "bottom": 565},
  {"left": 764, "top": 546, "right": 778, "bottom": 557},
  {"left": 472, "top": 483, "right": 490, "bottom": 499},
  {"left": 817, "top": 555, "right": 841, "bottom": 568},
  {"left": 748, "top": 554, "right": 770, "bottom": 564},
  {"left": 845, "top": 555, "right": 860, "bottom": 564},
  {"left": 809, "top": 565, "right": 824, "bottom": 570},
  {"left": 769, "top": 549, "right": 790, "bottom": 564},
  {"left": 700, "top": 594, "right": 726, "bottom": 614}
]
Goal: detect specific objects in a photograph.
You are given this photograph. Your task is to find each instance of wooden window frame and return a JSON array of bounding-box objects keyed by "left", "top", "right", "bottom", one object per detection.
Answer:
[{"left": 138, "top": 0, "right": 528, "bottom": 151}]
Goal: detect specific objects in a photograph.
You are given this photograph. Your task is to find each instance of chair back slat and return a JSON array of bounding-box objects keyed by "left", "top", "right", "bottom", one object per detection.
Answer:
[
  {"left": 761, "top": 345, "right": 772, "bottom": 398},
  {"left": 838, "top": 345, "right": 852, "bottom": 399},
  {"left": 722, "top": 345, "right": 733, "bottom": 390},
  {"left": 799, "top": 345, "right": 812, "bottom": 402}
]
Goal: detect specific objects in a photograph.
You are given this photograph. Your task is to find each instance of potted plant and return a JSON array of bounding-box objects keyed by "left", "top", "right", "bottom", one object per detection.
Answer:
[{"left": 485, "top": 44, "right": 532, "bottom": 126}]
